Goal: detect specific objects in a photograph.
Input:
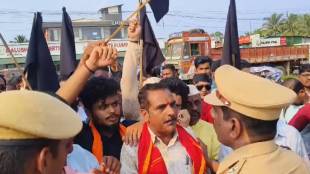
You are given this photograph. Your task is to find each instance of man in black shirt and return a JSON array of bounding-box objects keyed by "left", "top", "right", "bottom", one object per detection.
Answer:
[{"left": 74, "top": 77, "right": 126, "bottom": 170}]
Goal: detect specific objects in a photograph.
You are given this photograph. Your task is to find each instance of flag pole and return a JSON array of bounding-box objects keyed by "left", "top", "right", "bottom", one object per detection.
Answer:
[
  {"left": 138, "top": 0, "right": 144, "bottom": 88},
  {"left": 232, "top": 53, "right": 236, "bottom": 67},
  {"left": 0, "top": 33, "right": 32, "bottom": 90},
  {"left": 104, "top": 0, "right": 151, "bottom": 43}
]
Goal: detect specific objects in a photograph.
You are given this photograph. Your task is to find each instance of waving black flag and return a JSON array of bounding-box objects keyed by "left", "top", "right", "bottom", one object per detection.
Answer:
[
  {"left": 24, "top": 12, "right": 59, "bottom": 92},
  {"left": 149, "top": 0, "right": 169, "bottom": 22},
  {"left": 140, "top": 7, "right": 165, "bottom": 75},
  {"left": 60, "top": 7, "right": 77, "bottom": 80},
  {"left": 221, "top": 0, "right": 241, "bottom": 69}
]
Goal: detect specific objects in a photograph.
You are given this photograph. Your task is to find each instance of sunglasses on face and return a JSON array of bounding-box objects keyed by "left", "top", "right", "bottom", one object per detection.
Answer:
[{"left": 196, "top": 84, "right": 211, "bottom": 91}]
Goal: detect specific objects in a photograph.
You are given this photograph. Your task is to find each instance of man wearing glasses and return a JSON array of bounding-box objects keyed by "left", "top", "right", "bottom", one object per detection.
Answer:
[
  {"left": 299, "top": 64, "right": 310, "bottom": 103},
  {"left": 192, "top": 74, "right": 213, "bottom": 124}
]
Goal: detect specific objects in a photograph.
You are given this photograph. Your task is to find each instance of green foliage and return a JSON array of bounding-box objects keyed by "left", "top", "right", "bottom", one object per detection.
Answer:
[
  {"left": 14, "top": 35, "right": 28, "bottom": 43},
  {"left": 254, "top": 13, "right": 310, "bottom": 37}
]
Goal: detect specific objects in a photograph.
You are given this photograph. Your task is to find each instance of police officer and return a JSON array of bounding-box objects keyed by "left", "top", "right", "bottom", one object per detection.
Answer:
[
  {"left": 204, "top": 65, "right": 310, "bottom": 174},
  {"left": 0, "top": 90, "right": 82, "bottom": 174}
]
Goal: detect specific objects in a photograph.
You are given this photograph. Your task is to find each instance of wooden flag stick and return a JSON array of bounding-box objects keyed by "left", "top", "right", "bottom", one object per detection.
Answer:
[
  {"left": 138, "top": 0, "right": 144, "bottom": 88},
  {"left": 104, "top": 0, "right": 150, "bottom": 43},
  {"left": 0, "top": 33, "right": 32, "bottom": 90}
]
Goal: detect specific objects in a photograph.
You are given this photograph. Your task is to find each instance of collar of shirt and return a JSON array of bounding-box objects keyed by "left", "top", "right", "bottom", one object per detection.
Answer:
[
  {"left": 147, "top": 126, "right": 179, "bottom": 148},
  {"left": 218, "top": 140, "right": 278, "bottom": 174}
]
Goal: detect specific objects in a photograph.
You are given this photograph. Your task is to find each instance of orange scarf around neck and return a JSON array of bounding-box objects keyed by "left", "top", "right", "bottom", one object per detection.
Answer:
[
  {"left": 138, "top": 123, "right": 206, "bottom": 174},
  {"left": 89, "top": 121, "right": 126, "bottom": 163}
]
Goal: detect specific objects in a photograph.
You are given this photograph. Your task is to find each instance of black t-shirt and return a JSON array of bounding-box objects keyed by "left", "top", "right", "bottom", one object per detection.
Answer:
[{"left": 74, "top": 120, "right": 136, "bottom": 160}]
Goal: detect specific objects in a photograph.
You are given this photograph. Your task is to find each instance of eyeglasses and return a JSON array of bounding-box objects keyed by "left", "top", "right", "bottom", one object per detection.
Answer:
[{"left": 196, "top": 84, "right": 211, "bottom": 91}]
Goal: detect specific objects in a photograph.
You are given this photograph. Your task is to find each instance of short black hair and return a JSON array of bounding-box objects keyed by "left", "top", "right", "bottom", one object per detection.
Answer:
[
  {"left": 282, "top": 78, "right": 304, "bottom": 94},
  {"left": 80, "top": 77, "right": 120, "bottom": 111},
  {"left": 162, "top": 64, "right": 176, "bottom": 72},
  {"left": 194, "top": 56, "right": 212, "bottom": 68},
  {"left": 151, "top": 65, "right": 161, "bottom": 77},
  {"left": 0, "top": 139, "right": 59, "bottom": 174},
  {"left": 0, "top": 74, "right": 6, "bottom": 86},
  {"left": 222, "top": 107, "right": 277, "bottom": 139},
  {"left": 138, "top": 83, "right": 169, "bottom": 110},
  {"left": 7, "top": 76, "right": 22, "bottom": 86},
  {"left": 192, "top": 74, "right": 212, "bottom": 84},
  {"left": 160, "top": 77, "right": 189, "bottom": 109},
  {"left": 300, "top": 64, "right": 310, "bottom": 74}
]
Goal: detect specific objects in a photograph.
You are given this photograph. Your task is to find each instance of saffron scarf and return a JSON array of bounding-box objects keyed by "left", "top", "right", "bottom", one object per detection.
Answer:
[
  {"left": 138, "top": 123, "right": 206, "bottom": 174},
  {"left": 89, "top": 121, "right": 126, "bottom": 163}
]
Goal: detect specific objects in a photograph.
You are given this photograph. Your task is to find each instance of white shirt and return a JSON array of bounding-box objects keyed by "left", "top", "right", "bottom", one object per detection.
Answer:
[
  {"left": 280, "top": 105, "right": 303, "bottom": 123},
  {"left": 120, "top": 127, "right": 193, "bottom": 174},
  {"left": 67, "top": 144, "right": 99, "bottom": 173},
  {"left": 77, "top": 106, "right": 88, "bottom": 122},
  {"left": 219, "top": 119, "right": 310, "bottom": 166}
]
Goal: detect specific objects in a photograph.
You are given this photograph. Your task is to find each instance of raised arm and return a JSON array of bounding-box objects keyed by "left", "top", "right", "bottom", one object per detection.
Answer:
[
  {"left": 57, "top": 43, "right": 117, "bottom": 104},
  {"left": 121, "top": 20, "right": 142, "bottom": 120}
]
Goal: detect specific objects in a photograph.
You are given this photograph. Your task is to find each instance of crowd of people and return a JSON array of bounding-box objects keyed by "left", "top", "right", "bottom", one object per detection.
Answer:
[{"left": 0, "top": 19, "right": 310, "bottom": 174}]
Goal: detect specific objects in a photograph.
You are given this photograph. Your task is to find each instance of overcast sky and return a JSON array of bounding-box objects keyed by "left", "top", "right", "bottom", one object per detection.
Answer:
[{"left": 1, "top": 0, "right": 310, "bottom": 41}]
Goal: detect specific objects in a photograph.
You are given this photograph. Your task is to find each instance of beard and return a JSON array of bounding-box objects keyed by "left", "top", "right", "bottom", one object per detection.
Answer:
[
  {"left": 98, "top": 122, "right": 119, "bottom": 133},
  {"left": 189, "top": 109, "right": 201, "bottom": 126},
  {"left": 92, "top": 114, "right": 121, "bottom": 134}
]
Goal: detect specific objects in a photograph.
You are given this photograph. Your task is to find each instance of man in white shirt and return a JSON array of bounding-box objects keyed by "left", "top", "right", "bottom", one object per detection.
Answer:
[{"left": 120, "top": 83, "right": 206, "bottom": 174}]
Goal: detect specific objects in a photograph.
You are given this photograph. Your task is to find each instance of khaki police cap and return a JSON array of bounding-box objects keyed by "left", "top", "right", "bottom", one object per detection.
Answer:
[
  {"left": 0, "top": 90, "right": 82, "bottom": 140},
  {"left": 204, "top": 65, "right": 296, "bottom": 120}
]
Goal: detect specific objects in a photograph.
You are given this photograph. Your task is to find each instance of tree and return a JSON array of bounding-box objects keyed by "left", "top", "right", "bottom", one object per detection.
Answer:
[
  {"left": 14, "top": 35, "right": 28, "bottom": 43},
  {"left": 300, "top": 14, "right": 310, "bottom": 36},
  {"left": 282, "top": 14, "right": 301, "bottom": 36},
  {"left": 262, "top": 13, "right": 285, "bottom": 36}
]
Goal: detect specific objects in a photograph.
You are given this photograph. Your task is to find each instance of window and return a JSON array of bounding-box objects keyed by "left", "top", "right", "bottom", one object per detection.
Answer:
[
  {"left": 190, "top": 43, "right": 200, "bottom": 56},
  {"left": 81, "top": 27, "right": 102, "bottom": 40},
  {"left": 171, "top": 43, "right": 183, "bottom": 59},
  {"left": 73, "top": 28, "right": 81, "bottom": 41},
  {"left": 183, "top": 43, "right": 190, "bottom": 59},
  {"left": 48, "top": 28, "right": 61, "bottom": 41}
]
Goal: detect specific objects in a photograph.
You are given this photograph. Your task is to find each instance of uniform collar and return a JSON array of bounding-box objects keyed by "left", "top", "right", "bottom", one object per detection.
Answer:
[{"left": 218, "top": 140, "right": 278, "bottom": 174}]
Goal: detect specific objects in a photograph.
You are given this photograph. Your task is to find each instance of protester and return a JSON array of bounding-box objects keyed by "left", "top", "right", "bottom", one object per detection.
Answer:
[
  {"left": 0, "top": 74, "right": 6, "bottom": 92},
  {"left": 6, "top": 75, "right": 22, "bottom": 90},
  {"left": 192, "top": 74, "right": 214, "bottom": 123},
  {"left": 299, "top": 64, "right": 310, "bottom": 103},
  {"left": 289, "top": 104, "right": 310, "bottom": 131},
  {"left": 187, "top": 84, "right": 220, "bottom": 160},
  {"left": 161, "top": 64, "right": 178, "bottom": 79},
  {"left": 203, "top": 65, "right": 309, "bottom": 173},
  {"left": 194, "top": 56, "right": 212, "bottom": 76},
  {"left": 120, "top": 19, "right": 142, "bottom": 120},
  {"left": 74, "top": 78, "right": 123, "bottom": 173},
  {"left": 121, "top": 83, "right": 207, "bottom": 174},
  {"left": 280, "top": 78, "right": 308, "bottom": 122}
]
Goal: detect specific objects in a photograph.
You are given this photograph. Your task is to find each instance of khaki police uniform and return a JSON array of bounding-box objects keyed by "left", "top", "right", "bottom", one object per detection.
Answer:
[
  {"left": 204, "top": 65, "right": 310, "bottom": 174},
  {"left": 0, "top": 90, "right": 82, "bottom": 140}
]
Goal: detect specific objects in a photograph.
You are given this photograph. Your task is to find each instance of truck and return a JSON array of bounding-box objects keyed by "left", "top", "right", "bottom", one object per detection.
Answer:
[{"left": 165, "top": 29, "right": 310, "bottom": 74}]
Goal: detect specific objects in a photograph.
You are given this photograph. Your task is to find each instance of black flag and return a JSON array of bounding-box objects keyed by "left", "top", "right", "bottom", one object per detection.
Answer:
[
  {"left": 221, "top": 0, "right": 241, "bottom": 69},
  {"left": 149, "top": 0, "right": 169, "bottom": 22},
  {"left": 140, "top": 7, "right": 165, "bottom": 75},
  {"left": 24, "top": 12, "right": 59, "bottom": 92},
  {"left": 60, "top": 7, "right": 77, "bottom": 80}
]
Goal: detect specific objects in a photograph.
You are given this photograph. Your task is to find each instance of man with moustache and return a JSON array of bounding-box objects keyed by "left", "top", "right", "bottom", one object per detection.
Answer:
[
  {"left": 74, "top": 78, "right": 123, "bottom": 173},
  {"left": 121, "top": 83, "right": 206, "bottom": 174}
]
